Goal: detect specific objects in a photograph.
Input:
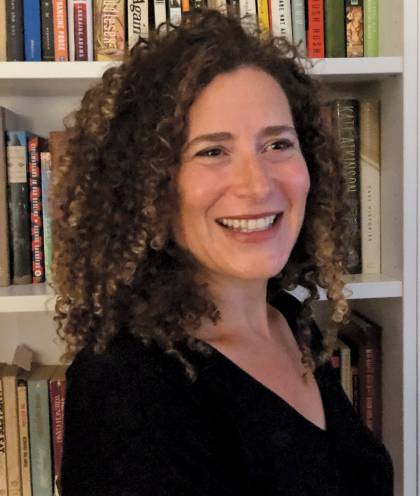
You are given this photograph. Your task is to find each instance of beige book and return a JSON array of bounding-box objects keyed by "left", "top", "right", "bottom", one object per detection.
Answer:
[
  {"left": 17, "top": 372, "right": 32, "bottom": 496},
  {"left": 1, "top": 365, "right": 22, "bottom": 496},
  {"left": 360, "top": 100, "right": 381, "bottom": 274},
  {"left": 0, "top": 363, "right": 8, "bottom": 496},
  {"left": 336, "top": 338, "right": 353, "bottom": 403},
  {"left": 94, "top": 0, "right": 125, "bottom": 60}
]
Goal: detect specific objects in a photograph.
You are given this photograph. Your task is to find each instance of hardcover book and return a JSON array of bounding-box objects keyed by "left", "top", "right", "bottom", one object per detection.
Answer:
[
  {"left": 0, "top": 364, "right": 7, "bottom": 496},
  {"left": 127, "top": 0, "right": 149, "bottom": 49},
  {"left": 291, "top": 0, "right": 306, "bottom": 56},
  {"left": 41, "top": 0, "right": 55, "bottom": 60},
  {"left": 270, "top": 0, "right": 292, "bottom": 42},
  {"left": 1, "top": 364, "right": 22, "bottom": 496},
  {"left": 17, "top": 372, "right": 32, "bottom": 496},
  {"left": 52, "top": 0, "right": 69, "bottom": 60},
  {"left": 6, "top": 0, "right": 24, "bottom": 60},
  {"left": 0, "top": 0, "right": 6, "bottom": 60},
  {"left": 363, "top": 0, "right": 378, "bottom": 56},
  {"left": 153, "top": 0, "right": 167, "bottom": 31},
  {"left": 360, "top": 100, "right": 380, "bottom": 273},
  {"left": 68, "top": 0, "right": 94, "bottom": 60},
  {"left": 306, "top": 0, "right": 324, "bottom": 58},
  {"left": 23, "top": 0, "right": 42, "bottom": 60},
  {"left": 41, "top": 152, "right": 53, "bottom": 282},
  {"left": 28, "top": 365, "right": 58, "bottom": 496},
  {"left": 256, "top": 0, "right": 270, "bottom": 34},
  {"left": 94, "top": 0, "right": 125, "bottom": 60},
  {"left": 6, "top": 130, "right": 32, "bottom": 284},
  {"left": 325, "top": 0, "right": 345, "bottom": 57},
  {"left": 346, "top": 0, "right": 363, "bottom": 57},
  {"left": 167, "top": 0, "right": 181, "bottom": 27}
]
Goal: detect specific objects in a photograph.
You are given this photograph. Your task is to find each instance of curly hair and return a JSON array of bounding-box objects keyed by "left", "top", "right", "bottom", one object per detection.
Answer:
[{"left": 51, "top": 8, "right": 350, "bottom": 381}]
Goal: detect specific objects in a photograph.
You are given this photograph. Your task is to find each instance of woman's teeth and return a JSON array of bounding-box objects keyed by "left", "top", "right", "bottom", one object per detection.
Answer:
[{"left": 217, "top": 214, "right": 278, "bottom": 233}]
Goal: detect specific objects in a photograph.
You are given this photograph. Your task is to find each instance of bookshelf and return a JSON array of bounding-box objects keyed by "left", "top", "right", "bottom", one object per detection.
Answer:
[{"left": 0, "top": 1, "right": 417, "bottom": 495}]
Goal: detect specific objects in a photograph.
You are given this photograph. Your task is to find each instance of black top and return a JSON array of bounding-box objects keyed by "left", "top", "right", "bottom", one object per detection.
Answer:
[{"left": 61, "top": 291, "right": 394, "bottom": 496}]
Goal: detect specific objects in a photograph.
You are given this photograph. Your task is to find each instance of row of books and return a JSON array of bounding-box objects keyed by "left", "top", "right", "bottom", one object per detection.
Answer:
[
  {"left": 333, "top": 310, "right": 382, "bottom": 440},
  {"left": 322, "top": 99, "right": 381, "bottom": 275},
  {"left": 0, "top": 106, "right": 68, "bottom": 286},
  {"left": 0, "top": 363, "right": 67, "bottom": 496},
  {"left": 0, "top": 0, "right": 379, "bottom": 62}
]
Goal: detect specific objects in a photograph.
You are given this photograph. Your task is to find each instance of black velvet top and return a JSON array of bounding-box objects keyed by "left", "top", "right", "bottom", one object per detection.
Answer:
[{"left": 61, "top": 291, "right": 394, "bottom": 496}]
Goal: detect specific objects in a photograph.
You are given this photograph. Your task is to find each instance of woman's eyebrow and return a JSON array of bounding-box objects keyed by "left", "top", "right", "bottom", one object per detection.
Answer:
[{"left": 259, "top": 125, "right": 297, "bottom": 138}]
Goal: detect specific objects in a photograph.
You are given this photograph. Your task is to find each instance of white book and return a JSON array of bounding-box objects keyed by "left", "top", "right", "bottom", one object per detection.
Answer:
[
  {"left": 67, "top": 0, "right": 94, "bottom": 60},
  {"left": 128, "top": 0, "right": 149, "bottom": 49},
  {"left": 291, "top": 0, "right": 306, "bottom": 55},
  {"left": 360, "top": 100, "right": 381, "bottom": 274},
  {"left": 270, "top": 0, "right": 293, "bottom": 41},
  {"left": 154, "top": 0, "right": 167, "bottom": 31},
  {"left": 239, "top": 0, "right": 256, "bottom": 17}
]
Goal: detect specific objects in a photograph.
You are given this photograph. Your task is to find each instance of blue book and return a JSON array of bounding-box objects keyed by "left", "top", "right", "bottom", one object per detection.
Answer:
[{"left": 23, "top": 0, "right": 42, "bottom": 60}]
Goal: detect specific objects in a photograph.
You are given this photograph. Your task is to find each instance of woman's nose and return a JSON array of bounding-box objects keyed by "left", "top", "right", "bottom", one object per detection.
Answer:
[{"left": 232, "top": 151, "right": 272, "bottom": 200}]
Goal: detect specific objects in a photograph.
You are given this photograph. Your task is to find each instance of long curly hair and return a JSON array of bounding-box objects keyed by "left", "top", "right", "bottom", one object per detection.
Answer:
[{"left": 51, "top": 8, "right": 350, "bottom": 380}]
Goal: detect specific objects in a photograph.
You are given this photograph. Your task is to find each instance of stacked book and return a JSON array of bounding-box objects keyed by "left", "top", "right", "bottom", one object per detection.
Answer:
[
  {"left": 0, "top": 364, "right": 67, "bottom": 496},
  {"left": 0, "top": 0, "right": 379, "bottom": 61},
  {"left": 0, "top": 106, "right": 68, "bottom": 286}
]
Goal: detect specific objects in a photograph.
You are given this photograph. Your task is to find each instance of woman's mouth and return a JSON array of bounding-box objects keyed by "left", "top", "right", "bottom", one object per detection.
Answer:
[{"left": 216, "top": 213, "right": 281, "bottom": 233}]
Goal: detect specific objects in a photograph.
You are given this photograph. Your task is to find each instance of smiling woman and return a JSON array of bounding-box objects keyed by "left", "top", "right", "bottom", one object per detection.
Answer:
[{"left": 51, "top": 8, "right": 393, "bottom": 496}]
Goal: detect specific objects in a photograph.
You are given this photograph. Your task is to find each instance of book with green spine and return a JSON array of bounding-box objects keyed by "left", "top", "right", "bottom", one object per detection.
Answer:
[
  {"left": 325, "top": 0, "right": 345, "bottom": 57},
  {"left": 364, "top": 0, "right": 378, "bottom": 56}
]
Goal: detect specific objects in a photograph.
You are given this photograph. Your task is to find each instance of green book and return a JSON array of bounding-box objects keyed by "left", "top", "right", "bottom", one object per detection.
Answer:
[
  {"left": 364, "top": 0, "right": 378, "bottom": 56},
  {"left": 325, "top": 0, "right": 346, "bottom": 58}
]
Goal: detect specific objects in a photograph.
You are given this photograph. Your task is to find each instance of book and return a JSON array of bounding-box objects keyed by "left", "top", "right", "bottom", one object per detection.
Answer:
[
  {"left": 94, "top": 0, "right": 125, "bottom": 60},
  {"left": 41, "top": 0, "right": 55, "bottom": 60},
  {"left": 167, "top": 0, "right": 181, "bottom": 27},
  {"left": 239, "top": 0, "right": 257, "bottom": 18},
  {"left": 330, "top": 100, "right": 361, "bottom": 274},
  {"left": 6, "top": 130, "right": 32, "bottom": 284},
  {"left": 360, "top": 100, "right": 381, "bottom": 273},
  {"left": 6, "top": 0, "right": 24, "bottom": 60},
  {"left": 41, "top": 152, "right": 53, "bottom": 282},
  {"left": 0, "top": 107, "right": 18, "bottom": 286},
  {"left": 0, "top": 0, "right": 6, "bottom": 60},
  {"left": 363, "top": 0, "right": 378, "bottom": 56},
  {"left": 68, "top": 0, "right": 94, "bottom": 60},
  {"left": 270, "top": 0, "right": 292, "bottom": 42},
  {"left": 336, "top": 338, "right": 353, "bottom": 403},
  {"left": 49, "top": 365, "right": 67, "bottom": 496},
  {"left": 23, "top": 0, "right": 42, "bottom": 60},
  {"left": 306, "top": 0, "right": 324, "bottom": 58},
  {"left": 339, "top": 312, "right": 382, "bottom": 440},
  {"left": 52, "top": 0, "right": 69, "bottom": 61},
  {"left": 1, "top": 364, "right": 22, "bottom": 496},
  {"left": 257, "top": 0, "right": 270, "bottom": 34},
  {"left": 28, "top": 365, "right": 57, "bottom": 496},
  {"left": 17, "top": 371, "right": 32, "bottom": 496},
  {"left": 325, "top": 0, "right": 345, "bottom": 58},
  {"left": 153, "top": 0, "right": 167, "bottom": 32},
  {"left": 28, "top": 135, "right": 48, "bottom": 283},
  {"left": 127, "top": 0, "right": 149, "bottom": 49},
  {"left": 346, "top": 0, "right": 363, "bottom": 57},
  {"left": 0, "top": 364, "right": 7, "bottom": 496},
  {"left": 291, "top": 0, "right": 306, "bottom": 55}
]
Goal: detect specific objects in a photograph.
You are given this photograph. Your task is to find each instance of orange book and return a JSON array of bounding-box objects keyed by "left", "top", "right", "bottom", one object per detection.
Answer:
[
  {"left": 52, "top": 0, "right": 69, "bottom": 61},
  {"left": 306, "top": 0, "right": 324, "bottom": 58}
]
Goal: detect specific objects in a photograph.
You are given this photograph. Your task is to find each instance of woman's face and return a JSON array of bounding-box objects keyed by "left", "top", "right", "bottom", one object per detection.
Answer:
[{"left": 174, "top": 66, "right": 310, "bottom": 282}]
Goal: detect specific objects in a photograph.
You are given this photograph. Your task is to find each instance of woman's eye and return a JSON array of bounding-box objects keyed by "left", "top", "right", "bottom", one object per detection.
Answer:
[
  {"left": 196, "top": 147, "right": 224, "bottom": 158},
  {"left": 266, "top": 139, "right": 294, "bottom": 151}
]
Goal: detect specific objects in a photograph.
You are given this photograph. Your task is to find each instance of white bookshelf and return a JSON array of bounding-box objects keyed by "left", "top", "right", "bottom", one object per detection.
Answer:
[{"left": 0, "top": 1, "right": 417, "bottom": 495}]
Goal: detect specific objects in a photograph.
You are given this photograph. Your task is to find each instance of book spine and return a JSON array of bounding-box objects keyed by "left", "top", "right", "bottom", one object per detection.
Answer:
[
  {"left": 6, "top": 131, "right": 32, "bottom": 284},
  {"left": 3, "top": 374, "right": 22, "bottom": 496},
  {"left": 239, "top": 0, "right": 256, "bottom": 17},
  {"left": 270, "top": 0, "right": 292, "bottom": 42},
  {"left": 28, "top": 136, "right": 45, "bottom": 284},
  {"left": 49, "top": 379, "right": 66, "bottom": 496},
  {"left": 346, "top": 0, "right": 364, "bottom": 57},
  {"left": 53, "top": 0, "right": 69, "bottom": 60},
  {"left": 339, "top": 345, "right": 353, "bottom": 402},
  {"left": 28, "top": 379, "right": 54, "bottom": 496},
  {"left": 363, "top": 0, "right": 378, "bottom": 56},
  {"left": 0, "top": 109, "right": 11, "bottom": 286},
  {"left": 153, "top": 0, "right": 167, "bottom": 31},
  {"left": 41, "top": 152, "right": 53, "bottom": 282},
  {"left": 291, "top": 0, "right": 306, "bottom": 56},
  {"left": 306, "top": 0, "right": 324, "bottom": 58},
  {"left": 352, "top": 365, "right": 359, "bottom": 411},
  {"left": 17, "top": 380, "right": 32, "bottom": 496},
  {"left": 127, "top": 0, "right": 149, "bottom": 49},
  {"left": 68, "top": 0, "right": 93, "bottom": 60},
  {"left": 360, "top": 100, "right": 380, "bottom": 274},
  {"left": 94, "top": 0, "right": 125, "bottom": 60},
  {"left": 324, "top": 0, "right": 345, "bottom": 57},
  {"left": 23, "top": 0, "right": 42, "bottom": 60},
  {"left": 0, "top": 378, "right": 7, "bottom": 496},
  {"left": 0, "top": 0, "right": 6, "bottom": 60},
  {"left": 333, "top": 100, "right": 362, "bottom": 274},
  {"left": 257, "top": 0, "right": 270, "bottom": 34},
  {"left": 41, "top": 0, "right": 55, "bottom": 60},
  {"left": 6, "top": 0, "right": 24, "bottom": 60}
]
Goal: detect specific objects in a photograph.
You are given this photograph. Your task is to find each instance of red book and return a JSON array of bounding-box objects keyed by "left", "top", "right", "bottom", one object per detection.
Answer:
[
  {"left": 27, "top": 136, "right": 47, "bottom": 283},
  {"left": 53, "top": 0, "right": 69, "bottom": 61},
  {"left": 306, "top": 0, "right": 324, "bottom": 58}
]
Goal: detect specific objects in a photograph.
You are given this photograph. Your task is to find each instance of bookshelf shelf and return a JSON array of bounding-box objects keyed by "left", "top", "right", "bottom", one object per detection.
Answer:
[
  {"left": 0, "top": 57, "right": 403, "bottom": 96},
  {"left": 0, "top": 275, "right": 403, "bottom": 314}
]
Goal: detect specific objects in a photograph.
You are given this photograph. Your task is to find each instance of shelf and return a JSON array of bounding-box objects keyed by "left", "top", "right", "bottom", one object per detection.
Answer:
[
  {"left": 0, "top": 57, "right": 403, "bottom": 97},
  {"left": 0, "top": 274, "right": 403, "bottom": 313}
]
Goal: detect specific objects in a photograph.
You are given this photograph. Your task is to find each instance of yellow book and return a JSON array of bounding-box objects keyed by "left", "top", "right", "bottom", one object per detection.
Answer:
[{"left": 257, "top": 0, "right": 270, "bottom": 35}]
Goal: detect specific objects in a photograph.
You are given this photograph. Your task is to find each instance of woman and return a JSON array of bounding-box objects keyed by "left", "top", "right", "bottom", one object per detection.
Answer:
[{"left": 53, "top": 9, "right": 393, "bottom": 496}]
